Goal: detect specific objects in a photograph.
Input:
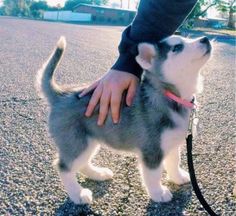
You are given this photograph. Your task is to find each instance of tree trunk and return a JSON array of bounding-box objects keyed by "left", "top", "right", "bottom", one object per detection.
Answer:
[
  {"left": 120, "top": 0, "right": 123, "bottom": 8},
  {"left": 228, "top": 7, "right": 235, "bottom": 29}
]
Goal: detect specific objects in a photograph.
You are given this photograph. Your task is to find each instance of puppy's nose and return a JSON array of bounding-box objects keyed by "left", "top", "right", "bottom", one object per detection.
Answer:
[{"left": 200, "top": 37, "right": 209, "bottom": 44}]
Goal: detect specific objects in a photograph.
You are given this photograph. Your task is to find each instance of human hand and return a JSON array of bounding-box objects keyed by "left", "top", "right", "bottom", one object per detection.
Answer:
[{"left": 79, "top": 69, "right": 139, "bottom": 126}]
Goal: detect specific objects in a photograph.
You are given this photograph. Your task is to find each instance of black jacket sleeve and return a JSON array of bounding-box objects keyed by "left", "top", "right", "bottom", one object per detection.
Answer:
[{"left": 111, "top": 0, "right": 198, "bottom": 79}]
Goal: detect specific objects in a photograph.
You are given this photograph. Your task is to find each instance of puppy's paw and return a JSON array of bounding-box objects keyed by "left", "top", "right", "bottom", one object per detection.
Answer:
[
  {"left": 168, "top": 169, "right": 190, "bottom": 185},
  {"left": 69, "top": 188, "right": 93, "bottom": 205},
  {"left": 149, "top": 186, "right": 173, "bottom": 203},
  {"left": 99, "top": 168, "right": 114, "bottom": 180},
  {"left": 80, "top": 188, "right": 93, "bottom": 204},
  {"left": 233, "top": 185, "right": 236, "bottom": 196},
  {"left": 93, "top": 167, "right": 114, "bottom": 181}
]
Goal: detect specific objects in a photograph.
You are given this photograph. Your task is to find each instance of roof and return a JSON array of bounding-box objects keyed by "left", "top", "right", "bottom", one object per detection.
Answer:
[{"left": 73, "top": 3, "right": 136, "bottom": 13}]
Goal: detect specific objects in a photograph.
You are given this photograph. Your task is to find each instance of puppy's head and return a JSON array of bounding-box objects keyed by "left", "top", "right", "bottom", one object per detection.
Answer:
[{"left": 136, "top": 35, "right": 212, "bottom": 97}]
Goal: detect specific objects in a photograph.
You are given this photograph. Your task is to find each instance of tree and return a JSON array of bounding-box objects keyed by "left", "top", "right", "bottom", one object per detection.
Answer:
[
  {"left": 216, "top": 0, "right": 235, "bottom": 28},
  {"left": 120, "top": 0, "right": 123, "bottom": 8},
  {"left": 63, "top": 0, "right": 109, "bottom": 10},
  {"left": 29, "top": 1, "right": 48, "bottom": 18},
  {"left": 227, "top": 0, "right": 236, "bottom": 28},
  {"left": 3, "top": 0, "right": 21, "bottom": 16},
  {"left": 186, "top": 0, "right": 235, "bottom": 29},
  {"left": 0, "top": 6, "right": 5, "bottom": 15},
  {"left": 188, "top": 0, "right": 222, "bottom": 19},
  {"left": 3, "top": 0, "right": 32, "bottom": 16},
  {"left": 134, "top": 0, "right": 139, "bottom": 9}
]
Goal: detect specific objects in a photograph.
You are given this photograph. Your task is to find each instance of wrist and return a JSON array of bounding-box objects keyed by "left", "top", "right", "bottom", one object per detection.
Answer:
[{"left": 111, "top": 53, "right": 142, "bottom": 79}]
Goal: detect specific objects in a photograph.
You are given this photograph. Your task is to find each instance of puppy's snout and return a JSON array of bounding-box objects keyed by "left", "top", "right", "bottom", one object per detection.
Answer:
[
  {"left": 199, "top": 37, "right": 211, "bottom": 55},
  {"left": 200, "top": 37, "right": 209, "bottom": 44}
]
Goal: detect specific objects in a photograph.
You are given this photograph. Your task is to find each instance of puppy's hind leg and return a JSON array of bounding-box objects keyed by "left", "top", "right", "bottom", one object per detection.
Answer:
[
  {"left": 79, "top": 141, "right": 113, "bottom": 181},
  {"left": 57, "top": 142, "right": 100, "bottom": 204}
]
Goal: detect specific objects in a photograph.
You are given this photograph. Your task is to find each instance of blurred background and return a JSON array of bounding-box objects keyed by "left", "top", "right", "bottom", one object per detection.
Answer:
[{"left": 0, "top": 0, "right": 235, "bottom": 28}]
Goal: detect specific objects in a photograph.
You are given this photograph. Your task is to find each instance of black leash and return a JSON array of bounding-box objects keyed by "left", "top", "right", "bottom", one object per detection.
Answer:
[{"left": 186, "top": 109, "right": 218, "bottom": 216}]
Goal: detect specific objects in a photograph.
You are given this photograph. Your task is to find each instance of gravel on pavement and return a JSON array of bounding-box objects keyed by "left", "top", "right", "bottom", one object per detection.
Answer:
[{"left": 0, "top": 17, "right": 235, "bottom": 215}]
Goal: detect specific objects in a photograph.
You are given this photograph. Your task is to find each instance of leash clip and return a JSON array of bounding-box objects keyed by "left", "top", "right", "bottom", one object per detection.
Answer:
[{"left": 187, "top": 108, "right": 199, "bottom": 138}]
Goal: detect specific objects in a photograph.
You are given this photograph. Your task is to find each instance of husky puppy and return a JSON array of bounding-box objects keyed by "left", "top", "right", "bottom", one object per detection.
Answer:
[{"left": 36, "top": 35, "right": 211, "bottom": 204}]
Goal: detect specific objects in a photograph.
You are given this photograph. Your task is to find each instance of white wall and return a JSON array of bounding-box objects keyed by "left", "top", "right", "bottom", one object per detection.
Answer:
[{"left": 43, "top": 11, "right": 91, "bottom": 22}]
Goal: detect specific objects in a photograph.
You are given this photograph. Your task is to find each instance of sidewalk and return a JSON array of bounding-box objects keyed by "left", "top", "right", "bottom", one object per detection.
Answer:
[{"left": 180, "top": 27, "right": 236, "bottom": 40}]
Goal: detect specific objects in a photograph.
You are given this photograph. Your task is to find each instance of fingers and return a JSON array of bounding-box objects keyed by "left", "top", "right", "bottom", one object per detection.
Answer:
[
  {"left": 85, "top": 85, "right": 103, "bottom": 117},
  {"left": 97, "top": 91, "right": 111, "bottom": 126},
  {"left": 85, "top": 85, "right": 122, "bottom": 125},
  {"left": 126, "top": 80, "right": 137, "bottom": 106},
  {"left": 83, "top": 71, "right": 139, "bottom": 126},
  {"left": 79, "top": 80, "right": 100, "bottom": 97},
  {"left": 110, "top": 90, "right": 122, "bottom": 124}
]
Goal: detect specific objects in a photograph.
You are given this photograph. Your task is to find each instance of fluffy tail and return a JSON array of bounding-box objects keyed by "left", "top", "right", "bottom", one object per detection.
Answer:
[{"left": 36, "top": 36, "right": 66, "bottom": 105}]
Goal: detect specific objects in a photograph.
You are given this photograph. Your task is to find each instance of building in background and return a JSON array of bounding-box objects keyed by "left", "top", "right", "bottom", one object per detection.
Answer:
[
  {"left": 43, "top": 10, "right": 91, "bottom": 22},
  {"left": 73, "top": 3, "right": 136, "bottom": 25}
]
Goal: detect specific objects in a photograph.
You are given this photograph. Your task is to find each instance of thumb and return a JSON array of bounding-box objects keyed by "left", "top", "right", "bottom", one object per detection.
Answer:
[
  {"left": 126, "top": 80, "right": 137, "bottom": 106},
  {"left": 79, "top": 80, "right": 100, "bottom": 97}
]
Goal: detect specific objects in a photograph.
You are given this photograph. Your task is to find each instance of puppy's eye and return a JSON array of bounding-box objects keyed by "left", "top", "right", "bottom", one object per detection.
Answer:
[{"left": 172, "top": 44, "right": 183, "bottom": 53}]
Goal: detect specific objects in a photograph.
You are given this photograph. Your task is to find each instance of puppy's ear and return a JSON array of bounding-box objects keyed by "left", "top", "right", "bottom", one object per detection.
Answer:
[{"left": 135, "top": 43, "right": 156, "bottom": 70}]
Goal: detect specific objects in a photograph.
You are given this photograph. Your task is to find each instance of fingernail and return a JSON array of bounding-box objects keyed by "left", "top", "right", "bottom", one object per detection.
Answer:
[
  {"left": 113, "top": 119, "right": 118, "bottom": 124},
  {"left": 85, "top": 112, "right": 90, "bottom": 117}
]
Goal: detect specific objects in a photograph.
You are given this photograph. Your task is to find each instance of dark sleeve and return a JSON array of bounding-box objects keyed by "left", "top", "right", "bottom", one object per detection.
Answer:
[{"left": 111, "top": 0, "right": 198, "bottom": 79}]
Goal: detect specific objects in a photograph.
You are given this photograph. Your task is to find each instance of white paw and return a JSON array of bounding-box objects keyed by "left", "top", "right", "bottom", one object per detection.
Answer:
[
  {"left": 168, "top": 169, "right": 190, "bottom": 185},
  {"left": 94, "top": 167, "right": 114, "bottom": 181},
  {"left": 69, "top": 188, "right": 93, "bottom": 205},
  {"left": 233, "top": 185, "right": 236, "bottom": 196},
  {"left": 149, "top": 186, "right": 173, "bottom": 203},
  {"left": 80, "top": 188, "right": 93, "bottom": 204}
]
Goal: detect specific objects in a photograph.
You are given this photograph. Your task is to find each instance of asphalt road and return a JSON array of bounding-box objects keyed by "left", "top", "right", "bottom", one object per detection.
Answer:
[{"left": 0, "top": 17, "right": 235, "bottom": 216}]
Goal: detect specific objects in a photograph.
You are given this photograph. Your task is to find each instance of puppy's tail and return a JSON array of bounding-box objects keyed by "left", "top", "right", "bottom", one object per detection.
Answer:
[{"left": 36, "top": 36, "right": 66, "bottom": 105}]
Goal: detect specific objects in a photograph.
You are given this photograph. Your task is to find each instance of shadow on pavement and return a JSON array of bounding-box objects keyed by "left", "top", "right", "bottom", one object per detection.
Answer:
[
  {"left": 54, "top": 179, "right": 112, "bottom": 216},
  {"left": 55, "top": 198, "right": 102, "bottom": 216},
  {"left": 145, "top": 183, "right": 193, "bottom": 216},
  {"left": 80, "top": 178, "right": 113, "bottom": 199}
]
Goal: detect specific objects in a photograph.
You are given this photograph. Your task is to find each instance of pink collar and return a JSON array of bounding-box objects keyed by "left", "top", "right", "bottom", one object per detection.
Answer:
[{"left": 164, "top": 90, "right": 196, "bottom": 109}]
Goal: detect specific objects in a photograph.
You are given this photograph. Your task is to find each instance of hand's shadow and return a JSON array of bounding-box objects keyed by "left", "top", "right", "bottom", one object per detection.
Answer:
[{"left": 145, "top": 183, "right": 192, "bottom": 216}]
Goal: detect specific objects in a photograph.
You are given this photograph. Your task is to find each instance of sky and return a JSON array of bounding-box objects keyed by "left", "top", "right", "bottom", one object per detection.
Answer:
[{"left": 46, "top": 0, "right": 137, "bottom": 9}]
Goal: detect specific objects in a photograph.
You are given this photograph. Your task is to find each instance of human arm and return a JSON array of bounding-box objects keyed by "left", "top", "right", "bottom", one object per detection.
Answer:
[{"left": 111, "top": 0, "right": 198, "bottom": 78}]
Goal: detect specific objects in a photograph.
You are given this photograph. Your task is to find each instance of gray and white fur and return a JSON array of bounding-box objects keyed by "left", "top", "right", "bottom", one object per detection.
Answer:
[{"left": 36, "top": 35, "right": 211, "bottom": 204}]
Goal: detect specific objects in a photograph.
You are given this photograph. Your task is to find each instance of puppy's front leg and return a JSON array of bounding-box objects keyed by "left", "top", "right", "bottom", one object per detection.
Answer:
[
  {"left": 59, "top": 170, "right": 93, "bottom": 204},
  {"left": 164, "top": 146, "right": 190, "bottom": 185},
  {"left": 139, "top": 161, "right": 172, "bottom": 202}
]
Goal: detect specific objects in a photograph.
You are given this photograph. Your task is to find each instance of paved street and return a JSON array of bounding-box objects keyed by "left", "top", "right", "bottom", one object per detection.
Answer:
[{"left": 0, "top": 17, "right": 235, "bottom": 215}]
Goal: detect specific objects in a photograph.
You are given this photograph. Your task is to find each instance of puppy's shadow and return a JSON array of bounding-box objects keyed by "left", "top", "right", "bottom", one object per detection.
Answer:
[
  {"left": 145, "top": 183, "right": 193, "bottom": 216},
  {"left": 55, "top": 198, "right": 102, "bottom": 216}
]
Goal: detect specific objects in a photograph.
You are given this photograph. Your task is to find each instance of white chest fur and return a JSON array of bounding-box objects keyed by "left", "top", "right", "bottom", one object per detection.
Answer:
[{"left": 160, "top": 110, "right": 190, "bottom": 154}]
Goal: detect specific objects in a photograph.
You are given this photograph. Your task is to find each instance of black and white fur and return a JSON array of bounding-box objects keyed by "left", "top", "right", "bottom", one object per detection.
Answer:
[{"left": 36, "top": 35, "right": 211, "bottom": 204}]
